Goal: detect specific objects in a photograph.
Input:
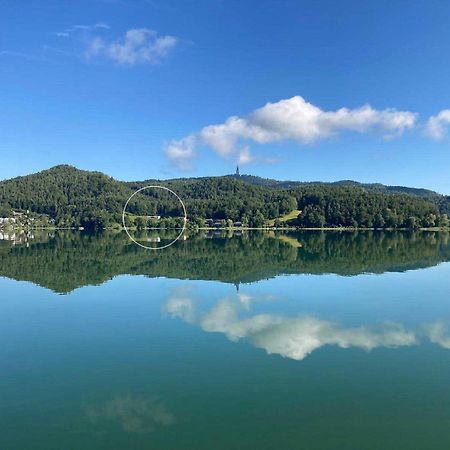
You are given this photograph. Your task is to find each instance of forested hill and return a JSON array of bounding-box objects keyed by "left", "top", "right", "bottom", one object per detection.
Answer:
[{"left": 0, "top": 164, "right": 449, "bottom": 229}]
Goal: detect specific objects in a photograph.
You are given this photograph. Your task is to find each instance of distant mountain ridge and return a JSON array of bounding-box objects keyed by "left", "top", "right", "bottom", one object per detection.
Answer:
[
  {"left": 228, "top": 174, "right": 443, "bottom": 199},
  {"left": 225, "top": 174, "right": 449, "bottom": 214},
  {"left": 0, "top": 165, "right": 448, "bottom": 228}
]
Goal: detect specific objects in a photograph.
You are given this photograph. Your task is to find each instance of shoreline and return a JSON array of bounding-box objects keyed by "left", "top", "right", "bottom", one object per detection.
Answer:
[{"left": 1, "top": 226, "right": 450, "bottom": 232}]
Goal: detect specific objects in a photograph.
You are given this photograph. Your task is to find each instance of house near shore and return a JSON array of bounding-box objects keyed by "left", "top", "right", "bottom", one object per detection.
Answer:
[
  {"left": 0, "top": 217, "right": 16, "bottom": 225},
  {"left": 1, "top": 211, "right": 35, "bottom": 228},
  {"left": 147, "top": 215, "right": 161, "bottom": 220}
]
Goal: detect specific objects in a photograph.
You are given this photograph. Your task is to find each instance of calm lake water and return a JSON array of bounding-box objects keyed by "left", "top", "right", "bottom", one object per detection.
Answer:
[{"left": 1, "top": 230, "right": 450, "bottom": 449}]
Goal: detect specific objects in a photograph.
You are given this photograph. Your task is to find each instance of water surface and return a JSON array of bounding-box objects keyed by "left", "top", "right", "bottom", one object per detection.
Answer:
[{"left": 1, "top": 231, "right": 450, "bottom": 449}]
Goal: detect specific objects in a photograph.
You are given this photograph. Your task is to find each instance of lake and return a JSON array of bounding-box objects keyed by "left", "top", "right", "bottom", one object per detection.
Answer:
[{"left": 1, "top": 230, "right": 450, "bottom": 449}]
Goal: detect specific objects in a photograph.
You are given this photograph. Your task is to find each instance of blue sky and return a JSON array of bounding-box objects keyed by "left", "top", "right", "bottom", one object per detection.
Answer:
[{"left": 1, "top": 0, "right": 450, "bottom": 193}]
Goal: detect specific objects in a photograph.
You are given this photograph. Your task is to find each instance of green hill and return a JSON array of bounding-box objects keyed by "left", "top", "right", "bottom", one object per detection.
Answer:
[
  {"left": 0, "top": 165, "right": 448, "bottom": 229},
  {"left": 0, "top": 165, "right": 137, "bottom": 228}
]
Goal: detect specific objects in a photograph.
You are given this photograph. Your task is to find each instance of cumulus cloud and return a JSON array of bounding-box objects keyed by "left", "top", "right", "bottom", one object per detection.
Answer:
[
  {"left": 165, "top": 96, "right": 417, "bottom": 169},
  {"left": 237, "top": 146, "right": 254, "bottom": 165},
  {"left": 249, "top": 97, "right": 416, "bottom": 142},
  {"left": 165, "top": 136, "right": 196, "bottom": 170},
  {"left": 164, "top": 291, "right": 417, "bottom": 361},
  {"left": 424, "top": 110, "right": 450, "bottom": 140},
  {"left": 85, "top": 28, "right": 178, "bottom": 65}
]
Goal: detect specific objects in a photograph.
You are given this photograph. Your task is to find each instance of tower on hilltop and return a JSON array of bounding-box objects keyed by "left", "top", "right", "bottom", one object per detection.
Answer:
[{"left": 235, "top": 165, "right": 240, "bottom": 176}]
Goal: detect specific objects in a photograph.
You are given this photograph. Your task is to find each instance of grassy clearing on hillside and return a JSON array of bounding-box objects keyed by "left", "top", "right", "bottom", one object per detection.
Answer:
[{"left": 268, "top": 209, "right": 301, "bottom": 226}]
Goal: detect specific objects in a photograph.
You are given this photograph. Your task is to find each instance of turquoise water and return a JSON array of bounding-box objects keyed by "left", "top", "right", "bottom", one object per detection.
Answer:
[{"left": 1, "top": 231, "right": 450, "bottom": 449}]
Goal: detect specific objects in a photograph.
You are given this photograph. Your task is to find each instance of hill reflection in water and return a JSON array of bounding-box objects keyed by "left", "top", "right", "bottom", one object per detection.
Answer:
[{"left": 0, "top": 229, "right": 449, "bottom": 294}]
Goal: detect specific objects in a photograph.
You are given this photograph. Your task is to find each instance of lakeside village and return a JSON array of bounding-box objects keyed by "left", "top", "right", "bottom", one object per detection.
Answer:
[
  {"left": 0, "top": 210, "right": 54, "bottom": 229},
  {"left": 0, "top": 210, "right": 54, "bottom": 244},
  {"left": 0, "top": 209, "right": 250, "bottom": 231},
  {"left": 0, "top": 206, "right": 263, "bottom": 234},
  {"left": 0, "top": 209, "right": 247, "bottom": 244}
]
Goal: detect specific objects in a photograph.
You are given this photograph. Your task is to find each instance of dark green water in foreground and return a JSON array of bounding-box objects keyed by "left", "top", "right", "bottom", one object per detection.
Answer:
[{"left": 1, "top": 230, "right": 450, "bottom": 449}]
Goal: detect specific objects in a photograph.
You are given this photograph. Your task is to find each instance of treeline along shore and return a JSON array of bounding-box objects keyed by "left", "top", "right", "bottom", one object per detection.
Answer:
[{"left": 0, "top": 165, "right": 449, "bottom": 230}]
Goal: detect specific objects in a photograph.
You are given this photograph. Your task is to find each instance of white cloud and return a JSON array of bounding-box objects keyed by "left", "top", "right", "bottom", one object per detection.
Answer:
[
  {"left": 199, "top": 116, "right": 274, "bottom": 156},
  {"left": 237, "top": 146, "right": 254, "bottom": 165},
  {"left": 165, "top": 96, "right": 417, "bottom": 169},
  {"left": 56, "top": 24, "right": 178, "bottom": 66},
  {"left": 85, "top": 28, "right": 178, "bottom": 65},
  {"left": 424, "top": 110, "right": 450, "bottom": 140},
  {"left": 85, "top": 36, "right": 106, "bottom": 57},
  {"left": 164, "top": 136, "right": 196, "bottom": 170}
]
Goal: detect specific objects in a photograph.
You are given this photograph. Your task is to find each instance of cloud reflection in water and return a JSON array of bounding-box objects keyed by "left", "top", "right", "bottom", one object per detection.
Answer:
[
  {"left": 85, "top": 394, "right": 176, "bottom": 434},
  {"left": 164, "top": 287, "right": 419, "bottom": 361}
]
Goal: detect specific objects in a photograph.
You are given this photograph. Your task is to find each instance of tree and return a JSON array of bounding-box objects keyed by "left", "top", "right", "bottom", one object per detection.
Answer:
[
  {"left": 384, "top": 209, "right": 399, "bottom": 228},
  {"left": 405, "top": 216, "right": 419, "bottom": 230},
  {"left": 135, "top": 217, "right": 146, "bottom": 230},
  {"left": 374, "top": 213, "right": 386, "bottom": 229},
  {"left": 439, "top": 214, "right": 449, "bottom": 228},
  {"left": 252, "top": 211, "right": 266, "bottom": 228},
  {"left": 148, "top": 218, "right": 159, "bottom": 228},
  {"left": 194, "top": 217, "right": 204, "bottom": 228},
  {"left": 298, "top": 205, "right": 326, "bottom": 228},
  {"left": 422, "top": 213, "right": 437, "bottom": 228},
  {"left": 0, "top": 203, "right": 11, "bottom": 217}
]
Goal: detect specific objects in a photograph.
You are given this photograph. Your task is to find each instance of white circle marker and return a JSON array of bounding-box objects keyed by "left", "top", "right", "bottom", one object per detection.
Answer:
[{"left": 122, "top": 185, "right": 187, "bottom": 250}]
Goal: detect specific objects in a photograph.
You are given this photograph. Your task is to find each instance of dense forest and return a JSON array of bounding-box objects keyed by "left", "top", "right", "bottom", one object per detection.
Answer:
[
  {"left": 1, "top": 230, "right": 449, "bottom": 294},
  {"left": 0, "top": 165, "right": 449, "bottom": 229}
]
